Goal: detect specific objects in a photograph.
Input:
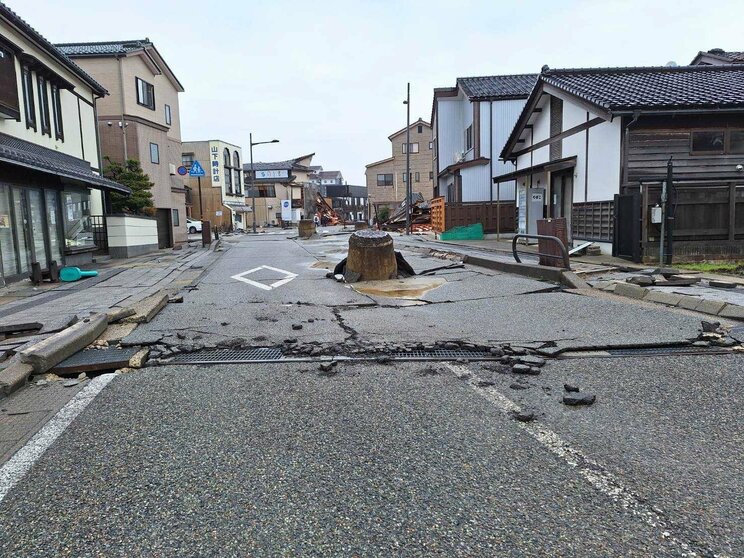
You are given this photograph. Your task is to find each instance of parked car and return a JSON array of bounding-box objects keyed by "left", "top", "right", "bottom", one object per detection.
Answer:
[{"left": 186, "top": 218, "right": 202, "bottom": 234}]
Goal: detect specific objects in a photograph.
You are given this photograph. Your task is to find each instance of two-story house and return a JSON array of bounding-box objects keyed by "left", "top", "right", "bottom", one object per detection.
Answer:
[
  {"left": 430, "top": 74, "right": 536, "bottom": 233},
  {"left": 244, "top": 153, "right": 315, "bottom": 226},
  {"left": 365, "top": 118, "right": 434, "bottom": 216},
  {"left": 0, "top": 4, "right": 129, "bottom": 285},
  {"left": 57, "top": 39, "right": 186, "bottom": 249},
  {"left": 318, "top": 170, "right": 343, "bottom": 186},
  {"left": 181, "top": 140, "right": 247, "bottom": 230}
]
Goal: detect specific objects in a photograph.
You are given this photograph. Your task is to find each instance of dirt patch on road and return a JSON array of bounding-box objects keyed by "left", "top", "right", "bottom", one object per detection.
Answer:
[{"left": 352, "top": 277, "right": 446, "bottom": 299}]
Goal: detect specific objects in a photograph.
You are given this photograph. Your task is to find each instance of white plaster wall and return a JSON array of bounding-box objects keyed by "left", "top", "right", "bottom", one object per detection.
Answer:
[
  {"left": 561, "top": 101, "right": 587, "bottom": 202},
  {"left": 436, "top": 98, "right": 464, "bottom": 173},
  {"left": 586, "top": 116, "right": 621, "bottom": 201},
  {"left": 107, "top": 215, "right": 158, "bottom": 247},
  {"left": 531, "top": 99, "right": 551, "bottom": 165},
  {"left": 460, "top": 164, "right": 491, "bottom": 202}
]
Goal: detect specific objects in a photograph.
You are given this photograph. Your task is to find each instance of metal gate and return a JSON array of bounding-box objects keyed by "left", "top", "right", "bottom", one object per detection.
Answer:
[{"left": 613, "top": 192, "right": 641, "bottom": 262}]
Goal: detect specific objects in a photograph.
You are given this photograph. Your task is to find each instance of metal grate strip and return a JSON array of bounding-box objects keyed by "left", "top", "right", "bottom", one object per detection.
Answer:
[
  {"left": 170, "top": 348, "right": 283, "bottom": 364},
  {"left": 606, "top": 346, "right": 730, "bottom": 357},
  {"left": 391, "top": 350, "right": 492, "bottom": 359}
]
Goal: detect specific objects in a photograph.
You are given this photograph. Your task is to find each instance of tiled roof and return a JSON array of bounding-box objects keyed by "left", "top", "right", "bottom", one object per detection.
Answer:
[
  {"left": 243, "top": 160, "right": 296, "bottom": 171},
  {"left": 0, "top": 132, "right": 130, "bottom": 194},
  {"left": 0, "top": 3, "right": 107, "bottom": 95},
  {"left": 540, "top": 65, "right": 744, "bottom": 111},
  {"left": 56, "top": 39, "right": 151, "bottom": 57},
  {"left": 457, "top": 74, "right": 537, "bottom": 100},
  {"left": 318, "top": 170, "right": 342, "bottom": 179},
  {"left": 697, "top": 49, "right": 744, "bottom": 63}
]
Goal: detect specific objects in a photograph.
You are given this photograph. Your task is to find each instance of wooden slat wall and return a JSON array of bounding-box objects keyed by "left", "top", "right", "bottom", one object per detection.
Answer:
[
  {"left": 444, "top": 202, "right": 516, "bottom": 233},
  {"left": 431, "top": 197, "right": 445, "bottom": 232},
  {"left": 572, "top": 200, "right": 614, "bottom": 241}
]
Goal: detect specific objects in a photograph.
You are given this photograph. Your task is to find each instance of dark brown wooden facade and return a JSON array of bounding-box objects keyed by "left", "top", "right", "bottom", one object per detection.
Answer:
[{"left": 620, "top": 114, "right": 744, "bottom": 262}]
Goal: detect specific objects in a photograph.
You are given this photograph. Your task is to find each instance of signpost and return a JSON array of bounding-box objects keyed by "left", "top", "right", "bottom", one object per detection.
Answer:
[{"left": 189, "top": 160, "right": 206, "bottom": 219}]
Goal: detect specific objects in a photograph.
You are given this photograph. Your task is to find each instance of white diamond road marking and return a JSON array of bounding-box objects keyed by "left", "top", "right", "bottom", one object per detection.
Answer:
[{"left": 230, "top": 265, "right": 298, "bottom": 291}]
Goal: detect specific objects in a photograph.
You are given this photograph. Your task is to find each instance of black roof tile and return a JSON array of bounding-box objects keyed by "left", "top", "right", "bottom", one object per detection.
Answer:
[
  {"left": 0, "top": 132, "right": 130, "bottom": 194},
  {"left": 457, "top": 74, "right": 537, "bottom": 100},
  {"left": 56, "top": 39, "right": 151, "bottom": 57}
]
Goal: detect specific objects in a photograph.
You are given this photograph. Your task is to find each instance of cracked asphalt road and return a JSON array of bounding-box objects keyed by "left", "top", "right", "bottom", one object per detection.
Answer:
[{"left": 0, "top": 231, "right": 740, "bottom": 556}]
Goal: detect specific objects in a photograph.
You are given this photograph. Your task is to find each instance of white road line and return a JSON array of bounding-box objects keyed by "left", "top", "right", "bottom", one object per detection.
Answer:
[
  {"left": 231, "top": 265, "right": 298, "bottom": 290},
  {"left": 0, "top": 373, "right": 116, "bottom": 504},
  {"left": 446, "top": 363, "right": 726, "bottom": 558}
]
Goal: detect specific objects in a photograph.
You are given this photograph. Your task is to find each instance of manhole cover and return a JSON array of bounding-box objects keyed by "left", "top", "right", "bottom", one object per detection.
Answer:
[
  {"left": 52, "top": 346, "right": 140, "bottom": 374},
  {"left": 170, "top": 348, "right": 283, "bottom": 364}
]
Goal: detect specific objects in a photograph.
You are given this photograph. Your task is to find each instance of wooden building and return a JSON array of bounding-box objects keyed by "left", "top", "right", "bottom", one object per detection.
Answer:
[{"left": 498, "top": 64, "right": 744, "bottom": 262}]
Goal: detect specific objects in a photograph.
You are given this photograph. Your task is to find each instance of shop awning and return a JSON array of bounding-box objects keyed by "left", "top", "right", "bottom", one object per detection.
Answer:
[
  {"left": 493, "top": 156, "right": 576, "bottom": 183},
  {"left": 0, "top": 132, "right": 131, "bottom": 194}
]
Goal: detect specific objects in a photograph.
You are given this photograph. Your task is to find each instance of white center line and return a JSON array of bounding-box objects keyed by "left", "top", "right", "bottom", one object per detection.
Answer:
[
  {"left": 446, "top": 363, "right": 727, "bottom": 558},
  {"left": 0, "top": 373, "right": 116, "bottom": 504}
]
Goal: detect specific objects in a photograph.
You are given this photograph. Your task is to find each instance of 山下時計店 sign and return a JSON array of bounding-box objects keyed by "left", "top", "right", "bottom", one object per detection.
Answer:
[{"left": 210, "top": 145, "right": 220, "bottom": 184}]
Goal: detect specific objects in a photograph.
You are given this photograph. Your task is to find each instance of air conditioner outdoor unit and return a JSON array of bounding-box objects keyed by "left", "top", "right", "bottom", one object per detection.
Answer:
[
  {"left": 169, "top": 163, "right": 176, "bottom": 175},
  {"left": 454, "top": 151, "right": 465, "bottom": 163}
]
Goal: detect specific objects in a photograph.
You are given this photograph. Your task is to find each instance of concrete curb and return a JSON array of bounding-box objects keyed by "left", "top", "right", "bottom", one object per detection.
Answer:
[
  {"left": 123, "top": 292, "right": 169, "bottom": 324},
  {"left": 462, "top": 255, "right": 589, "bottom": 289},
  {"left": 0, "top": 359, "right": 34, "bottom": 397},
  {"left": 609, "top": 281, "right": 744, "bottom": 320},
  {"left": 19, "top": 314, "right": 108, "bottom": 374}
]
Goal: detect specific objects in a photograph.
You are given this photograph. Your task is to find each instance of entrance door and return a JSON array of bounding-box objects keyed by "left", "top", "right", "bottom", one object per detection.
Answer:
[
  {"left": 27, "top": 189, "right": 49, "bottom": 269},
  {"left": 613, "top": 192, "right": 641, "bottom": 262},
  {"left": 11, "top": 188, "right": 32, "bottom": 274},
  {"left": 551, "top": 171, "right": 573, "bottom": 237},
  {"left": 155, "top": 208, "right": 173, "bottom": 249}
]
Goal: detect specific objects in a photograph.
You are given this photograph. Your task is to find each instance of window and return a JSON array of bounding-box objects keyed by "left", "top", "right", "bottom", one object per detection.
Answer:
[
  {"left": 150, "top": 142, "right": 160, "bottom": 164},
  {"left": 171, "top": 208, "right": 180, "bottom": 227},
  {"left": 37, "top": 75, "right": 50, "bottom": 136},
  {"left": 403, "top": 172, "right": 409, "bottom": 183},
  {"left": 415, "top": 172, "right": 420, "bottom": 182},
  {"left": 21, "top": 66, "right": 35, "bottom": 130},
  {"left": 136, "top": 77, "right": 155, "bottom": 110},
  {"left": 164, "top": 104, "right": 172, "bottom": 125},
  {"left": 182, "top": 153, "right": 194, "bottom": 169},
  {"left": 465, "top": 125, "right": 473, "bottom": 151},
  {"left": 691, "top": 130, "right": 724, "bottom": 154},
  {"left": 62, "top": 188, "right": 93, "bottom": 249},
  {"left": 233, "top": 151, "right": 241, "bottom": 194},
  {"left": 417, "top": 124, "right": 423, "bottom": 133},
  {"left": 402, "top": 142, "right": 419, "bottom": 154},
  {"left": 731, "top": 131, "right": 744, "bottom": 154},
  {"left": 51, "top": 84, "right": 63, "bottom": 140},
  {"left": 0, "top": 45, "right": 19, "bottom": 119},
  {"left": 223, "top": 148, "right": 232, "bottom": 193},
  {"left": 376, "top": 173, "right": 393, "bottom": 186},
  {"left": 429, "top": 171, "right": 434, "bottom": 180},
  {"left": 429, "top": 141, "right": 433, "bottom": 150}
]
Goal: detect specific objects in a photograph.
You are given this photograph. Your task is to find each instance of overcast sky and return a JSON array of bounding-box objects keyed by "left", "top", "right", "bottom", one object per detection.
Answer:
[{"left": 19, "top": 0, "right": 744, "bottom": 184}]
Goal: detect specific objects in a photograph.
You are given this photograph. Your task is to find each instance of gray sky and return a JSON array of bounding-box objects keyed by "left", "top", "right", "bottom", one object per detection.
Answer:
[{"left": 20, "top": 0, "right": 744, "bottom": 184}]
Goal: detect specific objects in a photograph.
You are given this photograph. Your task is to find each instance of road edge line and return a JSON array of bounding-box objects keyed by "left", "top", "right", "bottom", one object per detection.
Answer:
[{"left": 0, "top": 373, "right": 116, "bottom": 503}]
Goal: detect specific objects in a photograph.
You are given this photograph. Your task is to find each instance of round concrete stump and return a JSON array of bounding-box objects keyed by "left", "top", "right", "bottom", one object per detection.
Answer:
[
  {"left": 346, "top": 230, "right": 397, "bottom": 281},
  {"left": 298, "top": 219, "right": 316, "bottom": 239}
]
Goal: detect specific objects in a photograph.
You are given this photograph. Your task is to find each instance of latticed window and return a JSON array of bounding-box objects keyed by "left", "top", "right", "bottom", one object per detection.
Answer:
[
  {"left": 223, "top": 148, "right": 232, "bottom": 192},
  {"left": 233, "top": 151, "right": 241, "bottom": 194}
]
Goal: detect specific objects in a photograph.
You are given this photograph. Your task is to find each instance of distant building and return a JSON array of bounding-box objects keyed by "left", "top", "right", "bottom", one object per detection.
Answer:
[
  {"left": 365, "top": 118, "right": 434, "bottom": 215},
  {"left": 318, "top": 170, "right": 343, "bottom": 185},
  {"left": 181, "top": 140, "right": 247, "bottom": 230},
  {"left": 690, "top": 48, "right": 744, "bottom": 65},
  {"left": 0, "top": 3, "right": 130, "bottom": 284},
  {"left": 322, "top": 184, "right": 368, "bottom": 222},
  {"left": 58, "top": 38, "right": 187, "bottom": 249},
  {"left": 244, "top": 153, "right": 314, "bottom": 225}
]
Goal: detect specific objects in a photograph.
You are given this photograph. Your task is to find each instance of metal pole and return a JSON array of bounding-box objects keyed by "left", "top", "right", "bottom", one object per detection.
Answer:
[
  {"left": 250, "top": 133, "right": 257, "bottom": 234},
  {"left": 405, "top": 82, "right": 411, "bottom": 235},
  {"left": 665, "top": 157, "right": 674, "bottom": 265},
  {"left": 659, "top": 181, "right": 666, "bottom": 266},
  {"left": 197, "top": 176, "right": 203, "bottom": 218}
]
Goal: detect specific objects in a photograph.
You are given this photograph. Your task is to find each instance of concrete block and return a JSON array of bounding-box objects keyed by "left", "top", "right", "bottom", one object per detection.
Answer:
[
  {"left": 0, "top": 360, "right": 34, "bottom": 396},
  {"left": 123, "top": 292, "right": 169, "bottom": 324},
  {"left": 694, "top": 299, "right": 727, "bottom": 316},
  {"left": 614, "top": 282, "right": 648, "bottom": 300},
  {"left": 19, "top": 314, "right": 108, "bottom": 374},
  {"left": 718, "top": 304, "right": 744, "bottom": 320},
  {"left": 560, "top": 271, "right": 590, "bottom": 290},
  {"left": 107, "top": 307, "right": 136, "bottom": 323},
  {"left": 643, "top": 290, "right": 683, "bottom": 306},
  {"left": 677, "top": 295, "right": 702, "bottom": 310},
  {"left": 128, "top": 348, "right": 150, "bottom": 368}
]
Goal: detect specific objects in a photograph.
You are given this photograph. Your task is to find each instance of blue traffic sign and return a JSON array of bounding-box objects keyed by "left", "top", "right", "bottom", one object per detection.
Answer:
[{"left": 189, "top": 160, "right": 206, "bottom": 177}]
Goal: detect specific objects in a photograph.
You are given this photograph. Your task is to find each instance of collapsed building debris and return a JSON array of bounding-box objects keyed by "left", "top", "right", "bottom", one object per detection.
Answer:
[{"left": 379, "top": 193, "right": 433, "bottom": 232}]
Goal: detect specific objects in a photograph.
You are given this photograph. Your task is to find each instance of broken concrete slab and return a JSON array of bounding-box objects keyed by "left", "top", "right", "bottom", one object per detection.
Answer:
[
  {"left": 677, "top": 295, "right": 703, "bottom": 311},
  {"left": 106, "top": 307, "right": 136, "bottom": 324},
  {"left": 97, "top": 322, "right": 137, "bottom": 344},
  {"left": 512, "top": 363, "right": 540, "bottom": 375},
  {"left": 20, "top": 315, "right": 108, "bottom": 374},
  {"left": 644, "top": 290, "right": 683, "bottom": 307},
  {"left": 0, "top": 322, "right": 42, "bottom": 336},
  {"left": 50, "top": 346, "right": 140, "bottom": 375},
  {"left": 700, "top": 320, "right": 722, "bottom": 333},
  {"left": 709, "top": 280, "right": 737, "bottom": 289},
  {"left": 120, "top": 330, "right": 164, "bottom": 347},
  {"left": 563, "top": 393, "right": 596, "bottom": 406},
  {"left": 694, "top": 299, "right": 727, "bottom": 316},
  {"left": 627, "top": 275, "right": 655, "bottom": 287},
  {"left": 128, "top": 348, "right": 150, "bottom": 368},
  {"left": 614, "top": 282, "right": 648, "bottom": 300},
  {"left": 123, "top": 292, "right": 169, "bottom": 324},
  {"left": 718, "top": 304, "right": 744, "bottom": 320},
  {"left": 0, "top": 360, "right": 34, "bottom": 396}
]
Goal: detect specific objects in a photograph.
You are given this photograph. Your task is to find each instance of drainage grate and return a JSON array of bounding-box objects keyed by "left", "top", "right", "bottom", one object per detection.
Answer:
[
  {"left": 52, "top": 346, "right": 140, "bottom": 374},
  {"left": 391, "top": 350, "right": 493, "bottom": 360},
  {"left": 606, "top": 346, "right": 730, "bottom": 357},
  {"left": 170, "top": 348, "right": 283, "bottom": 364}
]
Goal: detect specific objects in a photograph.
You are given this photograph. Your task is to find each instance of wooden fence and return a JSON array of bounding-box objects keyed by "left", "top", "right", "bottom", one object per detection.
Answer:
[{"left": 431, "top": 198, "right": 516, "bottom": 233}]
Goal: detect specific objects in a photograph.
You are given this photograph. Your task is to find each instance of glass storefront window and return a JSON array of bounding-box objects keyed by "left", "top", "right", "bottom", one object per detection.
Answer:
[
  {"left": 62, "top": 189, "right": 94, "bottom": 249},
  {"left": 0, "top": 185, "right": 17, "bottom": 277},
  {"left": 45, "top": 190, "right": 62, "bottom": 264}
]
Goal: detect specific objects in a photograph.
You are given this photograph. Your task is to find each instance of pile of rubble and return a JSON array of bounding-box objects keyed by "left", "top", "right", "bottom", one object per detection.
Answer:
[{"left": 379, "top": 193, "right": 432, "bottom": 232}]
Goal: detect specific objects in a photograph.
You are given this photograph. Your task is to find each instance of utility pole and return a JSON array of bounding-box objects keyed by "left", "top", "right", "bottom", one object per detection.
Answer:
[
  {"left": 248, "top": 134, "right": 280, "bottom": 234},
  {"left": 665, "top": 157, "right": 675, "bottom": 265},
  {"left": 404, "top": 82, "right": 411, "bottom": 235}
]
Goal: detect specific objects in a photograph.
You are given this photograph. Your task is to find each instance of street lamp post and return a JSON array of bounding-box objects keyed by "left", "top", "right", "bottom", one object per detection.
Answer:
[
  {"left": 403, "top": 83, "right": 411, "bottom": 235},
  {"left": 248, "top": 133, "right": 279, "bottom": 234}
]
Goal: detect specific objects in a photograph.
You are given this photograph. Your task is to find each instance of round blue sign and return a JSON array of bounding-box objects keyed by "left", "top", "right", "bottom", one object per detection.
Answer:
[{"left": 177, "top": 165, "right": 188, "bottom": 176}]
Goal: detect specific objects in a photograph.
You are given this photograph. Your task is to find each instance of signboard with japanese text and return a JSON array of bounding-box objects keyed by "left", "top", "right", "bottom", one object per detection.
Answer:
[
  {"left": 210, "top": 145, "right": 220, "bottom": 185},
  {"left": 256, "top": 169, "right": 289, "bottom": 180}
]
